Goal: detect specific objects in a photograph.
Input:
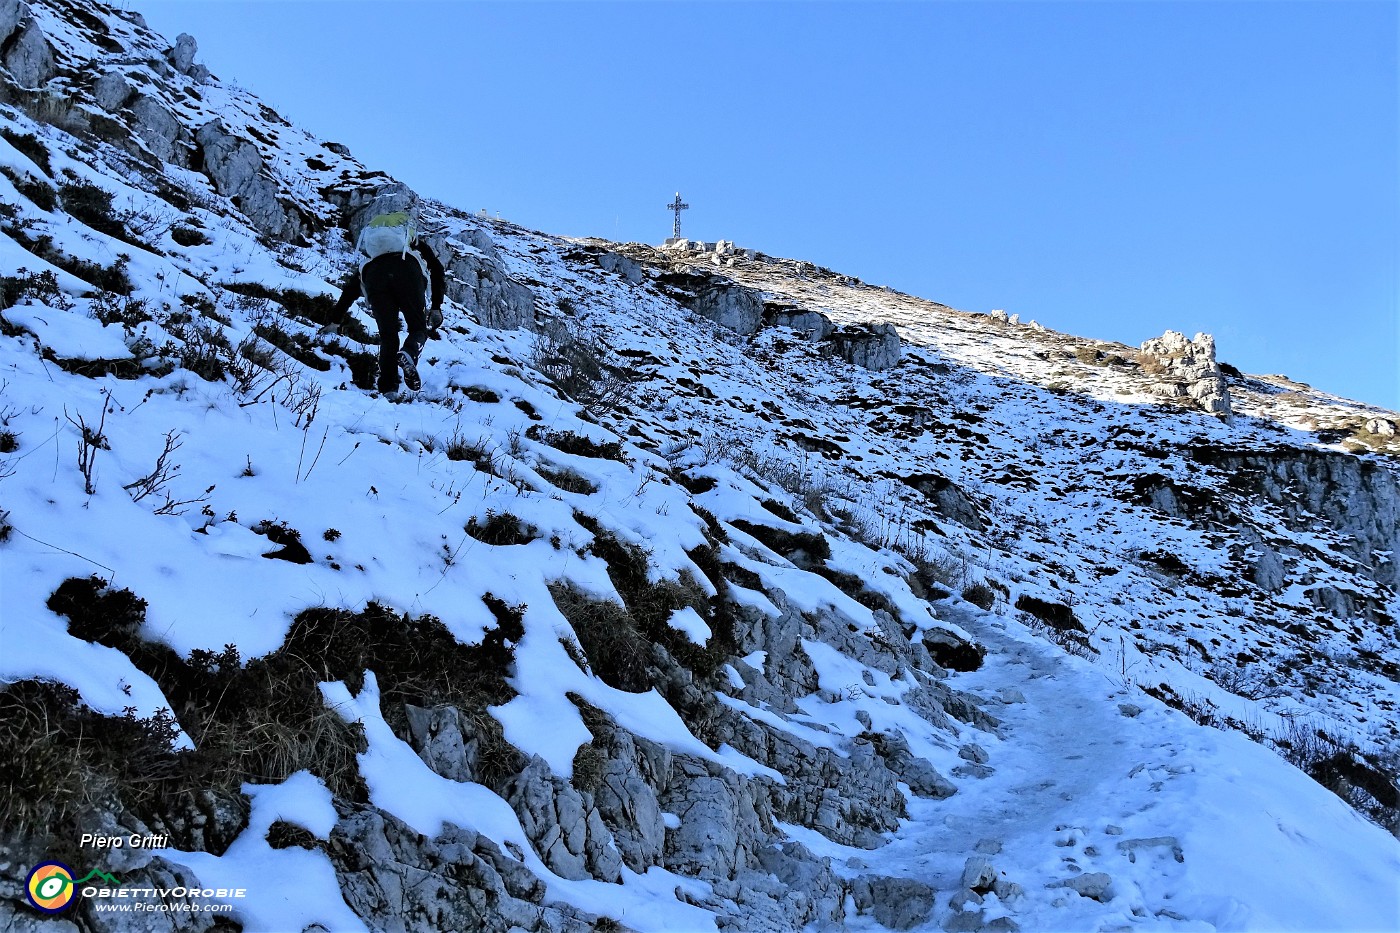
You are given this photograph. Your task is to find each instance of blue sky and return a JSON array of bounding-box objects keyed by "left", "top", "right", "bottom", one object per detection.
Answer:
[{"left": 137, "top": 1, "right": 1397, "bottom": 408}]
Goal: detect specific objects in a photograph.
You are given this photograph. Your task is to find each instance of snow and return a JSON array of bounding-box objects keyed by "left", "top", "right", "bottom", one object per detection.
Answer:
[
  {"left": 157, "top": 773, "right": 367, "bottom": 932},
  {"left": 3, "top": 301, "right": 132, "bottom": 359},
  {"left": 668, "top": 605, "right": 711, "bottom": 644},
  {"left": 0, "top": 9, "right": 1396, "bottom": 931}
]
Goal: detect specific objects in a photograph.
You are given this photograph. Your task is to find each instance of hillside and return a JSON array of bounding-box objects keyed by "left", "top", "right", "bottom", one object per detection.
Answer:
[{"left": 0, "top": 2, "right": 1397, "bottom": 932}]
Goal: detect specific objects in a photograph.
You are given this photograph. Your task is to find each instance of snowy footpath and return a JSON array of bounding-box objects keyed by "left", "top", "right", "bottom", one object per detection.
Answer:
[{"left": 800, "top": 607, "right": 1400, "bottom": 933}]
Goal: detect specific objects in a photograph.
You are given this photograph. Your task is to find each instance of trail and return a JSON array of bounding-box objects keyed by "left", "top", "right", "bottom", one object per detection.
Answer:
[{"left": 816, "top": 605, "right": 1400, "bottom": 932}]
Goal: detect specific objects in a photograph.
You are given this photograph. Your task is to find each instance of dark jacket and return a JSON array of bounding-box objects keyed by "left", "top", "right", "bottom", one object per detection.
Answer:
[{"left": 331, "top": 239, "right": 446, "bottom": 326}]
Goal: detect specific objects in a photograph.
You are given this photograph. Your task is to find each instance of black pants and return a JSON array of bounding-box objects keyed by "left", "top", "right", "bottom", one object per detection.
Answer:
[{"left": 362, "top": 254, "right": 428, "bottom": 392}]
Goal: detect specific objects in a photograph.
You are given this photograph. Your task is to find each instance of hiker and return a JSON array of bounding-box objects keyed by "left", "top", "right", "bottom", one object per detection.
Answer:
[{"left": 320, "top": 212, "right": 446, "bottom": 393}]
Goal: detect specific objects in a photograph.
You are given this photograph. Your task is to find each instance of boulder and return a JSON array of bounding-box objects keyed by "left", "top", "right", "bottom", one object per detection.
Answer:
[
  {"left": 827, "top": 322, "right": 902, "bottom": 371},
  {"left": 169, "top": 33, "right": 198, "bottom": 74},
  {"left": 92, "top": 70, "right": 134, "bottom": 112},
  {"left": 195, "top": 120, "right": 304, "bottom": 241},
  {"left": 770, "top": 306, "right": 834, "bottom": 340},
  {"left": 1249, "top": 546, "right": 1286, "bottom": 593},
  {"left": 1138, "top": 330, "right": 1233, "bottom": 418},
  {"left": 693, "top": 282, "right": 765, "bottom": 335},
  {"left": 598, "top": 250, "right": 645, "bottom": 284},
  {"left": 851, "top": 875, "right": 936, "bottom": 930},
  {"left": 131, "top": 95, "right": 191, "bottom": 166},
  {"left": 3, "top": 14, "right": 55, "bottom": 88}
]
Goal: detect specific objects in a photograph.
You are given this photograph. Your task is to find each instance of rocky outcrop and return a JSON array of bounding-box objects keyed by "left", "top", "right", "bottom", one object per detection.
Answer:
[
  {"left": 195, "top": 119, "right": 306, "bottom": 241},
  {"left": 827, "top": 322, "right": 902, "bottom": 371},
  {"left": 328, "top": 809, "right": 609, "bottom": 933},
  {"left": 767, "top": 304, "right": 834, "bottom": 340},
  {"left": 850, "top": 874, "right": 937, "bottom": 930},
  {"left": 598, "top": 250, "right": 646, "bottom": 284},
  {"left": 504, "top": 755, "right": 623, "bottom": 882},
  {"left": 1, "top": 3, "right": 54, "bottom": 89},
  {"left": 1190, "top": 445, "right": 1399, "bottom": 589},
  {"left": 694, "top": 281, "right": 766, "bottom": 335},
  {"left": 1137, "top": 330, "right": 1232, "bottom": 418}
]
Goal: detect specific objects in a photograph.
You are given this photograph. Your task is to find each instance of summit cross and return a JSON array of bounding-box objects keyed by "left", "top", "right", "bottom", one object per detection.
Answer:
[{"left": 666, "top": 192, "right": 689, "bottom": 239}]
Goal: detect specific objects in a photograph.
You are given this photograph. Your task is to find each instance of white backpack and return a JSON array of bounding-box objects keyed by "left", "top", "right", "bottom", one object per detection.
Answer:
[{"left": 357, "top": 211, "right": 415, "bottom": 261}]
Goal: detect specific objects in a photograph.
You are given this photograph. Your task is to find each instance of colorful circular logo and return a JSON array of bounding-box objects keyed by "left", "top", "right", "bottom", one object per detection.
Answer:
[{"left": 26, "top": 862, "right": 77, "bottom": 913}]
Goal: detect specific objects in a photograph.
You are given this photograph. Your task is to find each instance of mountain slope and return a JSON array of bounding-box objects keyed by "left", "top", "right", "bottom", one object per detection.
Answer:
[{"left": 0, "top": 3, "right": 1396, "bottom": 932}]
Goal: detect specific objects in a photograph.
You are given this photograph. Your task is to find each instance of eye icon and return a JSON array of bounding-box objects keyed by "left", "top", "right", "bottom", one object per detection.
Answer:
[{"left": 26, "top": 862, "right": 76, "bottom": 913}]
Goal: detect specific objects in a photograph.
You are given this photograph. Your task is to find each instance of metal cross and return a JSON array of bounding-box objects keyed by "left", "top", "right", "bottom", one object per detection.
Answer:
[{"left": 666, "top": 192, "right": 689, "bottom": 238}]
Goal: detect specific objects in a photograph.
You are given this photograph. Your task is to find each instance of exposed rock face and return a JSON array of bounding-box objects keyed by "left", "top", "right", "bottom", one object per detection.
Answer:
[
  {"left": 1137, "top": 330, "right": 1233, "bottom": 418},
  {"left": 195, "top": 119, "right": 305, "bottom": 241},
  {"left": 1192, "top": 445, "right": 1399, "bottom": 589},
  {"left": 768, "top": 304, "right": 834, "bottom": 340},
  {"left": 131, "top": 95, "right": 191, "bottom": 166},
  {"left": 828, "top": 322, "right": 902, "bottom": 371},
  {"left": 694, "top": 281, "right": 766, "bottom": 335},
  {"left": 2, "top": 9, "right": 55, "bottom": 88},
  {"left": 590, "top": 728, "right": 670, "bottom": 872},
  {"left": 850, "top": 874, "right": 937, "bottom": 930},
  {"left": 598, "top": 250, "right": 646, "bottom": 284},
  {"left": 328, "top": 809, "right": 607, "bottom": 933},
  {"left": 504, "top": 756, "right": 623, "bottom": 882}
]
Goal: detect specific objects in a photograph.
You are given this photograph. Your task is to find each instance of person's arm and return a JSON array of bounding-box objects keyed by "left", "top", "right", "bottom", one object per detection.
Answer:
[
  {"left": 415, "top": 241, "right": 446, "bottom": 309},
  {"left": 322, "top": 272, "right": 361, "bottom": 333}
]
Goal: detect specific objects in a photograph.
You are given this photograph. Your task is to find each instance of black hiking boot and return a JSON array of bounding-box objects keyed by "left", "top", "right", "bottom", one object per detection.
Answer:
[{"left": 398, "top": 350, "right": 421, "bottom": 392}]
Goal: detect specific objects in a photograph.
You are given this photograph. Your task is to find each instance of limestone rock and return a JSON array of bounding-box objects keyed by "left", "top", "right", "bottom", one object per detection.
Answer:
[
  {"left": 3, "top": 14, "right": 55, "bottom": 88},
  {"left": 827, "top": 322, "right": 902, "bottom": 371},
  {"left": 504, "top": 755, "right": 623, "bottom": 882},
  {"left": 959, "top": 743, "right": 990, "bottom": 764},
  {"left": 868, "top": 730, "right": 957, "bottom": 799},
  {"left": 404, "top": 703, "right": 476, "bottom": 783},
  {"left": 693, "top": 282, "right": 765, "bottom": 335},
  {"left": 598, "top": 251, "right": 645, "bottom": 284},
  {"left": 92, "top": 70, "right": 134, "bottom": 112},
  {"left": 195, "top": 120, "right": 304, "bottom": 241},
  {"left": 1048, "top": 871, "right": 1114, "bottom": 902},
  {"left": 169, "top": 33, "right": 198, "bottom": 74},
  {"left": 591, "top": 729, "right": 670, "bottom": 872},
  {"left": 328, "top": 808, "right": 609, "bottom": 932},
  {"left": 851, "top": 874, "right": 936, "bottom": 930},
  {"left": 0, "top": 0, "right": 25, "bottom": 43},
  {"left": 1249, "top": 546, "right": 1287, "bottom": 593},
  {"left": 131, "top": 95, "right": 191, "bottom": 166},
  {"left": 769, "top": 306, "right": 834, "bottom": 340},
  {"left": 1137, "top": 330, "right": 1233, "bottom": 418},
  {"left": 661, "top": 757, "right": 768, "bottom": 880},
  {"left": 1365, "top": 417, "right": 1396, "bottom": 437}
]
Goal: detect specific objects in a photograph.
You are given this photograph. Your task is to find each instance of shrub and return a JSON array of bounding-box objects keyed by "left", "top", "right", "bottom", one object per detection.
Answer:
[
  {"left": 1015, "top": 594, "right": 1083, "bottom": 632},
  {"left": 730, "top": 519, "right": 831, "bottom": 565},
  {"left": 530, "top": 320, "right": 636, "bottom": 416},
  {"left": 58, "top": 179, "right": 127, "bottom": 239},
  {"left": 1, "top": 128, "right": 53, "bottom": 175},
  {"left": 253, "top": 519, "right": 313, "bottom": 563},
  {"left": 531, "top": 427, "right": 626, "bottom": 462},
  {"left": 221, "top": 281, "right": 337, "bottom": 325},
  {"left": 171, "top": 224, "right": 211, "bottom": 247},
  {"left": 961, "top": 581, "right": 997, "bottom": 611},
  {"left": 535, "top": 462, "right": 598, "bottom": 495},
  {"left": 465, "top": 510, "right": 538, "bottom": 546},
  {"left": 0, "top": 268, "right": 67, "bottom": 310},
  {"left": 0, "top": 164, "right": 56, "bottom": 210}
]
